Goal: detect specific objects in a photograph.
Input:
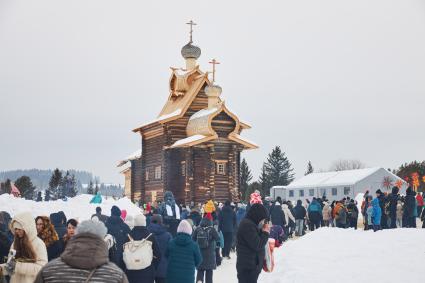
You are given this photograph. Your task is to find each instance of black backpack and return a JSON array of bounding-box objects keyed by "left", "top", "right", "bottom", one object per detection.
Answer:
[{"left": 196, "top": 227, "right": 210, "bottom": 249}]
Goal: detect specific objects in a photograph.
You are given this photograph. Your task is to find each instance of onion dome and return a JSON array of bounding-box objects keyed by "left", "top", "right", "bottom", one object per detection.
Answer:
[
  {"left": 181, "top": 42, "right": 201, "bottom": 60},
  {"left": 205, "top": 84, "right": 222, "bottom": 98}
]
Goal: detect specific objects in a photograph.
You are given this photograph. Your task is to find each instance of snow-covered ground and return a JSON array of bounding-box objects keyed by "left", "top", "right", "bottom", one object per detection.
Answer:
[
  {"left": 215, "top": 227, "right": 425, "bottom": 283},
  {"left": 0, "top": 194, "right": 142, "bottom": 220}
]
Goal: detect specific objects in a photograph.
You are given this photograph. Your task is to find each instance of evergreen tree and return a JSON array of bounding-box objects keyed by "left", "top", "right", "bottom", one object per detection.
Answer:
[
  {"left": 87, "top": 180, "right": 94, "bottom": 195},
  {"left": 15, "top": 176, "right": 36, "bottom": 200},
  {"left": 258, "top": 164, "right": 269, "bottom": 197},
  {"left": 68, "top": 174, "right": 78, "bottom": 197},
  {"left": 48, "top": 168, "right": 62, "bottom": 200},
  {"left": 94, "top": 180, "right": 99, "bottom": 195},
  {"left": 0, "top": 179, "right": 12, "bottom": 195},
  {"left": 240, "top": 158, "right": 253, "bottom": 201},
  {"left": 44, "top": 190, "right": 51, "bottom": 201},
  {"left": 262, "top": 146, "right": 294, "bottom": 195},
  {"left": 305, "top": 161, "right": 314, "bottom": 175}
]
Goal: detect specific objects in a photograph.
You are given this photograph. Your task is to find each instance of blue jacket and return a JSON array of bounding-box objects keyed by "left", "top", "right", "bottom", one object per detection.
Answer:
[
  {"left": 372, "top": 198, "right": 382, "bottom": 225},
  {"left": 148, "top": 223, "right": 172, "bottom": 278},
  {"left": 236, "top": 207, "right": 246, "bottom": 227},
  {"left": 166, "top": 233, "right": 202, "bottom": 283}
]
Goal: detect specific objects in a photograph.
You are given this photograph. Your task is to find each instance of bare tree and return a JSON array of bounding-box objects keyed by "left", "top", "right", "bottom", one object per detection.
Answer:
[{"left": 329, "top": 159, "right": 366, "bottom": 171}]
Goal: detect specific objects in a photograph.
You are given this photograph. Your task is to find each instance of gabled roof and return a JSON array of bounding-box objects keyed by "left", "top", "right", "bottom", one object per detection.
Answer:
[
  {"left": 286, "top": 167, "right": 394, "bottom": 188},
  {"left": 117, "top": 149, "right": 142, "bottom": 167}
]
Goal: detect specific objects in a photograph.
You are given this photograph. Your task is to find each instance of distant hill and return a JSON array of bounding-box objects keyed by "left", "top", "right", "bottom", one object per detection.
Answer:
[{"left": 0, "top": 169, "right": 98, "bottom": 190}]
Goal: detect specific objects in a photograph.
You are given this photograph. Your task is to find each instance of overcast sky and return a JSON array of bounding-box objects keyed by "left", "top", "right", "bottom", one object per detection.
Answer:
[{"left": 1, "top": 0, "right": 424, "bottom": 184}]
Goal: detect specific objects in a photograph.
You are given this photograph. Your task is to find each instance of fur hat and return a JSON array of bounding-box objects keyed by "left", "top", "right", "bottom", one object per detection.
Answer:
[
  {"left": 77, "top": 220, "right": 107, "bottom": 239},
  {"left": 111, "top": 205, "right": 121, "bottom": 217},
  {"left": 177, "top": 219, "right": 192, "bottom": 235},
  {"left": 134, "top": 214, "right": 146, "bottom": 227}
]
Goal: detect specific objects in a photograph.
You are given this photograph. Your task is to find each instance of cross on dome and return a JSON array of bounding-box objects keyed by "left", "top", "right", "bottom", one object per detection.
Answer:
[
  {"left": 208, "top": 58, "right": 220, "bottom": 83},
  {"left": 186, "top": 20, "right": 197, "bottom": 43}
]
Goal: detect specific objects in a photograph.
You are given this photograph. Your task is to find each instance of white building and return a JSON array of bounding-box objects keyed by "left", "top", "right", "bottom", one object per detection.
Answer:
[{"left": 271, "top": 167, "right": 408, "bottom": 202}]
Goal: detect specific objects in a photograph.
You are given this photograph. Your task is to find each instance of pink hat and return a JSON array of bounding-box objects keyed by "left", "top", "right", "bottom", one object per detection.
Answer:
[
  {"left": 177, "top": 220, "right": 192, "bottom": 235},
  {"left": 121, "top": 209, "right": 127, "bottom": 221},
  {"left": 250, "top": 192, "right": 263, "bottom": 204}
]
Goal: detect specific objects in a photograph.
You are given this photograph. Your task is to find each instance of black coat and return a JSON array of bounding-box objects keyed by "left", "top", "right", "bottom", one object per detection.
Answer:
[
  {"left": 193, "top": 218, "right": 220, "bottom": 270},
  {"left": 218, "top": 205, "right": 236, "bottom": 233},
  {"left": 46, "top": 239, "right": 63, "bottom": 261},
  {"left": 50, "top": 213, "right": 67, "bottom": 239},
  {"left": 404, "top": 189, "right": 416, "bottom": 218},
  {"left": 388, "top": 188, "right": 400, "bottom": 217},
  {"left": 106, "top": 215, "right": 131, "bottom": 270},
  {"left": 269, "top": 204, "right": 285, "bottom": 227},
  {"left": 148, "top": 223, "right": 172, "bottom": 279},
  {"left": 293, "top": 204, "right": 307, "bottom": 220},
  {"left": 125, "top": 226, "right": 161, "bottom": 283},
  {"left": 236, "top": 218, "right": 269, "bottom": 273}
]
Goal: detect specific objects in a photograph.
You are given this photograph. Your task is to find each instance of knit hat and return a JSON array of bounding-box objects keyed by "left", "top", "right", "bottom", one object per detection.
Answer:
[
  {"left": 111, "top": 205, "right": 121, "bottom": 217},
  {"left": 376, "top": 189, "right": 383, "bottom": 195},
  {"left": 150, "top": 214, "right": 163, "bottom": 225},
  {"left": 204, "top": 200, "right": 216, "bottom": 213},
  {"left": 177, "top": 220, "right": 192, "bottom": 235},
  {"left": 250, "top": 191, "right": 263, "bottom": 204},
  {"left": 134, "top": 214, "right": 146, "bottom": 227},
  {"left": 121, "top": 209, "right": 127, "bottom": 221},
  {"left": 77, "top": 220, "right": 107, "bottom": 239}
]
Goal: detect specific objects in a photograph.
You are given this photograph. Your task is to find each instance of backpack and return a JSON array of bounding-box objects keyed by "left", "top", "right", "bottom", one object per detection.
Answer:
[
  {"left": 196, "top": 227, "right": 210, "bottom": 249},
  {"left": 123, "top": 234, "right": 153, "bottom": 270}
]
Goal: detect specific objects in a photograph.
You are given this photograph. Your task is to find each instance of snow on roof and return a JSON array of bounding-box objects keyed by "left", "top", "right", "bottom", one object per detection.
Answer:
[
  {"left": 170, "top": 134, "right": 208, "bottom": 148},
  {"left": 287, "top": 167, "right": 382, "bottom": 188},
  {"left": 117, "top": 149, "right": 142, "bottom": 167},
  {"left": 189, "top": 107, "right": 219, "bottom": 121},
  {"left": 230, "top": 134, "right": 259, "bottom": 148},
  {"left": 135, "top": 109, "right": 182, "bottom": 129}
]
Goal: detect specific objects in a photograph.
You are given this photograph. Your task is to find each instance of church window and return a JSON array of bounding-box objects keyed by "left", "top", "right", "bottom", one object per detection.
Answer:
[
  {"left": 289, "top": 190, "right": 294, "bottom": 197},
  {"left": 217, "top": 162, "right": 226, "bottom": 175},
  {"left": 181, "top": 161, "right": 186, "bottom": 176},
  {"left": 145, "top": 169, "right": 149, "bottom": 181},
  {"left": 155, "top": 166, "right": 162, "bottom": 180}
]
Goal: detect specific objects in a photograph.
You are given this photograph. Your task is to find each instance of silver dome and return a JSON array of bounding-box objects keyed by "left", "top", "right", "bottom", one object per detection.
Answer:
[{"left": 181, "top": 42, "right": 201, "bottom": 59}]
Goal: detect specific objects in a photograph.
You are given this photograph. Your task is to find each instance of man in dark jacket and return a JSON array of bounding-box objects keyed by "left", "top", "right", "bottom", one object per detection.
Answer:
[
  {"left": 92, "top": 207, "right": 109, "bottom": 224},
  {"left": 106, "top": 205, "right": 131, "bottom": 270},
  {"left": 218, "top": 200, "right": 236, "bottom": 259},
  {"left": 193, "top": 216, "right": 220, "bottom": 283},
  {"left": 236, "top": 203, "right": 269, "bottom": 283},
  {"left": 49, "top": 212, "right": 67, "bottom": 239},
  {"left": 346, "top": 199, "right": 359, "bottom": 229},
  {"left": 0, "top": 211, "right": 13, "bottom": 264},
  {"left": 148, "top": 215, "right": 172, "bottom": 283},
  {"left": 270, "top": 201, "right": 286, "bottom": 228},
  {"left": 387, "top": 186, "right": 400, "bottom": 228},
  {"left": 404, "top": 187, "right": 416, "bottom": 228},
  {"left": 34, "top": 220, "right": 128, "bottom": 283},
  {"left": 293, "top": 200, "right": 307, "bottom": 236},
  {"left": 125, "top": 214, "right": 161, "bottom": 283}
]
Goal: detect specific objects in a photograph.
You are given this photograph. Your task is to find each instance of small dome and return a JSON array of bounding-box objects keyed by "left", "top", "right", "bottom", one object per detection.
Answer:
[
  {"left": 205, "top": 84, "right": 222, "bottom": 97},
  {"left": 181, "top": 42, "right": 201, "bottom": 59}
]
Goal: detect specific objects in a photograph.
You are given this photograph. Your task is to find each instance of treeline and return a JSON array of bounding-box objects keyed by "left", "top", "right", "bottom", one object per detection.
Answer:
[{"left": 0, "top": 169, "right": 96, "bottom": 190}]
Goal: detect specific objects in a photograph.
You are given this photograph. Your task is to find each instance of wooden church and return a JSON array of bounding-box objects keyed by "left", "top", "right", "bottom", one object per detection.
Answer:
[{"left": 131, "top": 22, "right": 258, "bottom": 205}]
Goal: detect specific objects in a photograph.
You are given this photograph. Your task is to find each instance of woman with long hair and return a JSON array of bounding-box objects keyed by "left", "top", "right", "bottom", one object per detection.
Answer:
[
  {"left": 35, "top": 216, "right": 62, "bottom": 261},
  {"left": 0, "top": 212, "right": 47, "bottom": 283}
]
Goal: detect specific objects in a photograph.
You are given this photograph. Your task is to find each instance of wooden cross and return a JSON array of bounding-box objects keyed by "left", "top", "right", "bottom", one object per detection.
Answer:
[
  {"left": 209, "top": 58, "right": 220, "bottom": 83},
  {"left": 186, "top": 20, "right": 197, "bottom": 43}
]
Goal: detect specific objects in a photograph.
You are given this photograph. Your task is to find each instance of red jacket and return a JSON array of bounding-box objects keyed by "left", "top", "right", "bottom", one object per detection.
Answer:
[{"left": 416, "top": 194, "right": 424, "bottom": 206}]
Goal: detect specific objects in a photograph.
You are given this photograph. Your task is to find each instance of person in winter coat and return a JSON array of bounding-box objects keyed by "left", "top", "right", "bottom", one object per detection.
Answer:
[
  {"left": 293, "top": 200, "right": 307, "bottom": 236},
  {"left": 166, "top": 220, "right": 202, "bottom": 283},
  {"left": 322, "top": 202, "right": 332, "bottom": 227},
  {"left": 236, "top": 203, "right": 270, "bottom": 283},
  {"left": 334, "top": 202, "right": 347, "bottom": 228},
  {"left": 193, "top": 216, "right": 220, "bottom": 283},
  {"left": 35, "top": 216, "right": 63, "bottom": 261},
  {"left": 375, "top": 190, "right": 387, "bottom": 229},
  {"left": 371, "top": 198, "right": 382, "bottom": 232},
  {"left": 0, "top": 212, "right": 48, "bottom": 283},
  {"left": 0, "top": 212, "right": 13, "bottom": 264},
  {"left": 106, "top": 205, "right": 131, "bottom": 270},
  {"left": 218, "top": 200, "right": 236, "bottom": 259},
  {"left": 124, "top": 214, "right": 161, "bottom": 283},
  {"left": 346, "top": 200, "right": 359, "bottom": 229},
  {"left": 416, "top": 192, "right": 424, "bottom": 219},
  {"left": 270, "top": 201, "right": 286, "bottom": 228},
  {"left": 396, "top": 200, "right": 403, "bottom": 228},
  {"left": 148, "top": 215, "right": 172, "bottom": 283},
  {"left": 92, "top": 206, "right": 109, "bottom": 224},
  {"left": 282, "top": 203, "right": 295, "bottom": 237},
  {"left": 188, "top": 208, "right": 202, "bottom": 227},
  {"left": 387, "top": 186, "right": 400, "bottom": 228},
  {"left": 307, "top": 198, "right": 322, "bottom": 231},
  {"left": 34, "top": 220, "right": 128, "bottom": 283},
  {"left": 421, "top": 204, "right": 425, "bottom": 228},
  {"left": 49, "top": 213, "right": 67, "bottom": 239},
  {"left": 159, "top": 191, "right": 181, "bottom": 237},
  {"left": 61, "top": 219, "right": 78, "bottom": 251},
  {"left": 404, "top": 187, "right": 416, "bottom": 228}
]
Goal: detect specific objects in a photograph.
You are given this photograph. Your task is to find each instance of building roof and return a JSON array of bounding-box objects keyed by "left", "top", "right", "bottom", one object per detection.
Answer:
[
  {"left": 117, "top": 149, "right": 142, "bottom": 167},
  {"left": 286, "top": 167, "right": 385, "bottom": 188}
]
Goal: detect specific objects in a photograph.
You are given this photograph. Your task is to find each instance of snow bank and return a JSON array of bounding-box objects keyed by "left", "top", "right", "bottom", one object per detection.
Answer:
[
  {"left": 257, "top": 228, "right": 425, "bottom": 283},
  {"left": 214, "top": 227, "right": 425, "bottom": 283},
  {"left": 0, "top": 194, "right": 142, "bottom": 221}
]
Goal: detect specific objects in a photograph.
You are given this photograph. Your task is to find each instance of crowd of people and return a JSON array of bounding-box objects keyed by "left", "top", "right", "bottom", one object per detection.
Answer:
[{"left": 0, "top": 187, "right": 424, "bottom": 283}]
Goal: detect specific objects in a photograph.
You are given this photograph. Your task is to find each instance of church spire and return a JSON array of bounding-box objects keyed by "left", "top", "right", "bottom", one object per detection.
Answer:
[{"left": 181, "top": 20, "right": 201, "bottom": 70}]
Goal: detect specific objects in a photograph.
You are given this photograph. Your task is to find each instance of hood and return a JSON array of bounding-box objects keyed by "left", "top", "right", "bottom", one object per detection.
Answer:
[
  {"left": 148, "top": 223, "right": 167, "bottom": 235},
  {"left": 174, "top": 232, "right": 193, "bottom": 246},
  {"left": 10, "top": 212, "right": 37, "bottom": 241},
  {"left": 246, "top": 203, "right": 269, "bottom": 225},
  {"left": 164, "top": 191, "right": 176, "bottom": 207},
  {"left": 199, "top": 218, "right": 213, "bottom": 228},
  {"left": 107, "top": 215, "right": 124, "bottom": 225},
  {"left": 49, "top": 212, "right": 64, "bottom": 226},
  {"left": 391, "top": 186, "right": 399, "bottom": 195},
  {"left": 372, "top": 198, "right": 380, "bottom": 207},
  {"left": 296, "top": 200, "right": 302, "bottom": 206},
  {"left": 61, "top": 233, "right": 109, "bottom": 269},
  {"left": 406, "top": 187, "right": 413, "bottom": 196}
]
